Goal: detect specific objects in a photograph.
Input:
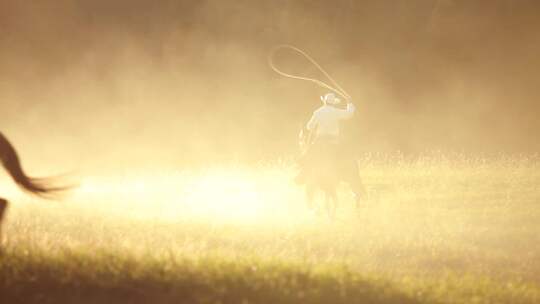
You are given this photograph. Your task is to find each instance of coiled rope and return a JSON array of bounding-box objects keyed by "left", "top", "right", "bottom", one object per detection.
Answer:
[{"left": 268, "top": 45, "right": 351, "bottom": 100}]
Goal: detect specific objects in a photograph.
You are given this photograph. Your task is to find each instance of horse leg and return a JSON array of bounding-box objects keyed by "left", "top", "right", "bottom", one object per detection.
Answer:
[
  {"left": 325, "top": 187, "right": 338, "bottom": 219},
  {"left": 305, "top": 184, "right": 316, "bottom": 211},
  {"left": 343, "top": 165, "right": 367, "bottom": 209},
  {"left": 351, "top": 177, "right": 367, "bottom": 208},
  {"left": 336, "top": 155, "right": 364, "bottom": 209},
  {"left": 0, "top": 197, "right": 7, "bottom": 242}
]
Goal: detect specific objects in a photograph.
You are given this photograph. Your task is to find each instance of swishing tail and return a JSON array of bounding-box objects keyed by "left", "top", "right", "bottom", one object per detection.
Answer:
[{"left": 0, "top": 132, "right": 67, "bottom": 197}]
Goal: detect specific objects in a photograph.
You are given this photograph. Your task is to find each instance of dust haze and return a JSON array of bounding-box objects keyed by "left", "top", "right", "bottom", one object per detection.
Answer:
[{"left": 1, "top": 0, "right": 539, "bottom": 172}]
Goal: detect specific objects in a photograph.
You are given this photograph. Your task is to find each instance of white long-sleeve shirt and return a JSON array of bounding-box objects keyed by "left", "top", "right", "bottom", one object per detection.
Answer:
[{"left": 306, "top": 102, "right": 355, "bottom": 139}]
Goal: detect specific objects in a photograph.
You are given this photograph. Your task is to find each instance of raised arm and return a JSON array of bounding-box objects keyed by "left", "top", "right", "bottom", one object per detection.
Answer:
[{"left": 337, "top": 101, "right": 355, "bottom": 120}]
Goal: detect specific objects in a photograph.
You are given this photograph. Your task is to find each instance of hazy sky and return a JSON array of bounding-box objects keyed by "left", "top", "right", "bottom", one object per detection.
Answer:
[{"left": 1, "top": 0, "right": 539, "bottom": 168}]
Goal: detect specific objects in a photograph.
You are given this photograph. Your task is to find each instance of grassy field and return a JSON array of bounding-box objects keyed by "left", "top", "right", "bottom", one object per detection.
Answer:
[{"left": 1, "top": 154, "right": 539, "bottom": 303}]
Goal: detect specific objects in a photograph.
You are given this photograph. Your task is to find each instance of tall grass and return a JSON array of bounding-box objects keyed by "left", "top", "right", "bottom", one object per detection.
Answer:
[{"left": 1, "top": 154, "right": 539, "bottom": 303}]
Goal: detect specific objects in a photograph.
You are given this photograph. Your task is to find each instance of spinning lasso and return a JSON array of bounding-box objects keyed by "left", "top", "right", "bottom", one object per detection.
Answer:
[{"left": 268, "top": 45, "right": 351, "bottom": 100}]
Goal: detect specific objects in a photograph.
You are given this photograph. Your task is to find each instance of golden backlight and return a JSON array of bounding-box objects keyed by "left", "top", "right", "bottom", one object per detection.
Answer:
[
  {"left": 2, "top": 156, "right": 539, "bottom": 292},
  {"left": 71, "top": 167, "right": 312, "bottom": 225}
]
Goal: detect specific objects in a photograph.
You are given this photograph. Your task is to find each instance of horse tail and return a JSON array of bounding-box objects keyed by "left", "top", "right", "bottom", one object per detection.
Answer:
[{"left": 0, "top": 132, "right": 65, "bottom": 197}]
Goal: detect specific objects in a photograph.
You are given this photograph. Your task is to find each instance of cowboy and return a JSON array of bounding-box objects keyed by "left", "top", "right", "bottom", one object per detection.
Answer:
[
  {"left": 296, "top": 92, "right": 363, "bottom": 203},
  {"left": 307, "top": 92, "right": 355, "bottom": 141}
]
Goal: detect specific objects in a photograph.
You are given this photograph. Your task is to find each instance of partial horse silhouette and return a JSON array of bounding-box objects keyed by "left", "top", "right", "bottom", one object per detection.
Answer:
[
  {"left": 296, "top": 128, "right": 365, "bottom": 218},
  {"left": 302, "top": 143, "right": 339, "bottom": 218},
  {"left": 0, "top": 132, "right": 67, "bottom": 239}
]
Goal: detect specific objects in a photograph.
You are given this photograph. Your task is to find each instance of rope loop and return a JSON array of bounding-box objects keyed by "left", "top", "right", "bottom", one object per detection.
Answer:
[{"left": 268, "top": 45, "right": 351, "bottom": 100}]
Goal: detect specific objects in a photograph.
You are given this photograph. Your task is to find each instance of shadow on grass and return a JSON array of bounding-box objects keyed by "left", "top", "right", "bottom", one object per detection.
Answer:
[{"left": 0, "top": 249, "right": 425, "bottom": 304}]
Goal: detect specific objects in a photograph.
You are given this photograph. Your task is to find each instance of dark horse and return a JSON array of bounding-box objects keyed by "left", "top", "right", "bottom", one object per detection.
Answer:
[
  {"left": 0, "top": 132, "right": 65, "bottom": 239},
  {"left": 296, "top": 128, "right": 365, "bottom": 218}
]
